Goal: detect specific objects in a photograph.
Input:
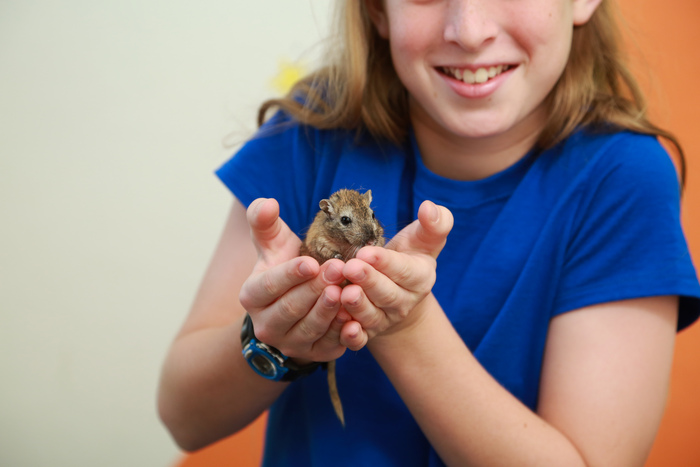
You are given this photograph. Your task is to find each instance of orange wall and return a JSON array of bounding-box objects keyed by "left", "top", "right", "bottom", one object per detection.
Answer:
[
  {"left": 176, "top": 1, "right": 700, "bottom": 465},
  {"left": 619, "top": 0, "right": 700, "bottom": 465}
]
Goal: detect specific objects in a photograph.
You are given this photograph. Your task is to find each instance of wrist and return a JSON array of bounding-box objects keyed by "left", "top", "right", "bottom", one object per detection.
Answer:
[
  {"left": 240, "top": 314, "right": 321, "bottom": 381},
  {"left": 368, "top": 293, "right": 437, "bottom": 350}
]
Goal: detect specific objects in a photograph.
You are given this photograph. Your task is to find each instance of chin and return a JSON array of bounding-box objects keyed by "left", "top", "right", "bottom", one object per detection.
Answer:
[{"left": 444, "top": 120, "right": 512, "bottom": 140}]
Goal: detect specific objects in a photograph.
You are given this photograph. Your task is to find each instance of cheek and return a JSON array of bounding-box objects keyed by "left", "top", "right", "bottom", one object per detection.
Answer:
[
  {"left": 388, "top": 34, "right": 425, "bottom": 94},
  {"left": 506, "top": 0, "right": 572, "bottom": 45},
  {"left": 509, "top": 7, "right": 574, "bottom": 78},
  {"left": 389, "top": 30, "right": 426, "bottom": 69},
  {"left": 386, "top": 8, "right": 441, "bottom": 69}
]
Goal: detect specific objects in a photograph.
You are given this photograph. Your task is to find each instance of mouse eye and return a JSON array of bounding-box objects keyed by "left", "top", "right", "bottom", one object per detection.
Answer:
[
  {"left": 340, "top": 216, "right": 352, "bottom": 225},
  {"left": 371, "top": 212, "right": 376, "bottom": 220}
]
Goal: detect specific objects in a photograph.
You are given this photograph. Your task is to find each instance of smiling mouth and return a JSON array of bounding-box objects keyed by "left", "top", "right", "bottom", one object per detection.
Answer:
[{"left": 439, "top": 65, "right": 514, "bottom": 85}]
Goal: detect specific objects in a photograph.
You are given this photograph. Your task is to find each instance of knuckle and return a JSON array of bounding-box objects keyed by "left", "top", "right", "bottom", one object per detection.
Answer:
[
  {"left": 394, "top": 262, "right": 414, "bottom": 286},
  {"left": 397, "top": 305, "right": 411, "bottom": 320},
  {"left": 238, "top": 283, "right": 257, "bottom": 311},
  {"left": 427, "top": 270, "right": 437, "bottom": 288},
  {"left": 364, "top": 312, "right": 385, "bottom": 331},
  {"left": 261, "top": 272, "right": 278, "bottom": 298},
  {"left": 322, "top": 330, "right": 343, "bottom": 347},
  {"left": 308, "top": 277, "right": 326, "bottom": 298},
  {"left": 407, "top": 259, "right": 436, "bottom": 290},
  {"left": 297, "top": 319, "right": 323, "bottom": 342},
  {"left": 275, "top": 295, "right": 298, "bottom": 322},
  {"left": 381, "top": 287, "right": 402, "bottom": 309},
  {"left": 419, "top": 268, "right": 437, "bottom": 292}
]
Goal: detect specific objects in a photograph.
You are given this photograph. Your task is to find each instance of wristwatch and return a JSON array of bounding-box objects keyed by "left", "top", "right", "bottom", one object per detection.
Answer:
[{"left": 240, "top": 313, "right": 321, "bottom": 381}]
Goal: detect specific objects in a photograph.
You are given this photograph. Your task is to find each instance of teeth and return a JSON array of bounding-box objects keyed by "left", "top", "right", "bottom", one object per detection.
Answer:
[
  {"left": 474, "top": 68, "right": 488, "bottom": 84},
  {"left": 463, "top": 69, "right": 475, "bottom": 84},
  {"left": 445, "top": 65, "right": 508, "bottom": 84}
]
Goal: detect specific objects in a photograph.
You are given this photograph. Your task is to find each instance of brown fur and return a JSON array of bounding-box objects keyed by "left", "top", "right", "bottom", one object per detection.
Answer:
[{"left": 300, "top": 188, "right": 385, "bottom": 263}]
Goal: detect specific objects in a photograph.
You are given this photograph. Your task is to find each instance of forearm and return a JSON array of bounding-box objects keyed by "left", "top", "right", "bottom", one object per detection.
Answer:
[
  {"left": 367, "top": 294, "right": 585, "bottom": 467},
  {"left": 158, "top": 317, "right": 287, "bottom": 451}
]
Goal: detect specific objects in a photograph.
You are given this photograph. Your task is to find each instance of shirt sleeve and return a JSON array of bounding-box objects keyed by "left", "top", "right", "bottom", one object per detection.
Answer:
[
  {"left": 215, "top": 113, "right": 325, "bottom": 236},
  {"left": 554, "top": 134, "right": 700, "bottom": 330}
]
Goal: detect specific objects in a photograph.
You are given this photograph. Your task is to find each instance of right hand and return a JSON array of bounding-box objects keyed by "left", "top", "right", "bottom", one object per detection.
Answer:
[
  {"left": 339, "top": 200, "right": 453, "bottom": 346},
  {"left": 238, "top": 198, "right": 359, "bottom": 362}
]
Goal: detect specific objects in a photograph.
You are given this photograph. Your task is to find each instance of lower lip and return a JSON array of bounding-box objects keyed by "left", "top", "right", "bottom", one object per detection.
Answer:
[{"left": 438, "top": 67, "right": 514, "bottom": 99}]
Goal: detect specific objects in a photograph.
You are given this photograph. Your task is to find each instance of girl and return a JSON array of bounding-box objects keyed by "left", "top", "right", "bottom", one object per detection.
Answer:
[{"left": 158, "top": 1, "right": 700, "bottom": 465}]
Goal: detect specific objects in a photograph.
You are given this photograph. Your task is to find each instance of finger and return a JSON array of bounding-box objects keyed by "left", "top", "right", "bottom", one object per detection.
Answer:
[
  {"left": 307, "top": 291, "right": 355, "bottom": 360},
  {"left": 354, "top": 247, "right": 434, "bottom": 293},
  {"left": 341, "top": 284, "right": 383, "bottom": 334},
  {"left": 343, "top": 256, "right": 409, "bottom": 311},
  {"left": 239, "top": 256, "right": 319, "bottom": 311},
  {"left": 288, "top": 284, "right": 342, "bottom": 346},
  {"left": 257, "top": 259, "right": 345, "bottom": 338},
  {"left": 386, "top": 201, "right": 454, "bottom": 259},
  {"left": 275, "top": 285, "right": 347, "bottom": 360},
  {"left": 416, "top": 201, "right": 453, "bottom": 257},
  {"left": 339, "top": 320, "right": 368, "bottom": 351},
  {"left": 247, "top": 198, "right": 281, "bottom": 244},
  {"left": 247, "top": 198, "right": 301, "bottom": 264}
]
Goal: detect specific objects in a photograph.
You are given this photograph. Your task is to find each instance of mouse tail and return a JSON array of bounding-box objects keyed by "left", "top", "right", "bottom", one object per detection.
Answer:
[{"left": 327, "top": 360, "right": 345, "bottom": 427}]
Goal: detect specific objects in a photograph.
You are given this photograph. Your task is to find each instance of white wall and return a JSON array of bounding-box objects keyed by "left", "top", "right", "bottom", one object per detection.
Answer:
[{"left": 0, "top": 1, "right": 332, "bottom": 466}]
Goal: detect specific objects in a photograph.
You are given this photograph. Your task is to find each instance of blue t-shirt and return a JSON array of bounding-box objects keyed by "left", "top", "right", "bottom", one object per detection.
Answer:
[{"left": 216, "top": 115, "right": 700, "bottom": 467}]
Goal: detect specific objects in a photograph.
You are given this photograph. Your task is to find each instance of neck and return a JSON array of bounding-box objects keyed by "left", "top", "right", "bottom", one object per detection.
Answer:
[{"left": 410, "top": 104, "right": 546, "bottom": 181}]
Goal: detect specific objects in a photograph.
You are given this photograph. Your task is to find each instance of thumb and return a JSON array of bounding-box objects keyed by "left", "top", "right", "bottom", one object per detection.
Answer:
[
  {"left": 247, "top": 198, "right": 282, "bottom": 245},
  {"left": 247, "top": 198, "right": 301, "bottom": 264},
  {"left": 387, "top": 200, "right": 453, "bottom": 259}
]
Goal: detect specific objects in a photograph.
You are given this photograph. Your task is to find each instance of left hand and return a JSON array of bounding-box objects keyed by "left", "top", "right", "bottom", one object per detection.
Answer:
[
  {"left": 239, "top": 198, "right": 353, "bottom": 361},
  {"left": 339, "top": 200, "right": 453, "bottom": 348}
]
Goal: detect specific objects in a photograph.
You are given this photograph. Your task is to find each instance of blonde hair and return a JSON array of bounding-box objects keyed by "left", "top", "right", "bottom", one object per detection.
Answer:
[{"left": 258, "top": 0, "right": 686, "bottom": 184}]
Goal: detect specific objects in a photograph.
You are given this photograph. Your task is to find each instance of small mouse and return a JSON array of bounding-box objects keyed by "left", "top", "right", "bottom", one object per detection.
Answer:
[
  {"left": 300, "top": 188, "right": 385, "bottom": 263},
  {"left": 300, "top": 189, "right": 385, "bottom": 426}
]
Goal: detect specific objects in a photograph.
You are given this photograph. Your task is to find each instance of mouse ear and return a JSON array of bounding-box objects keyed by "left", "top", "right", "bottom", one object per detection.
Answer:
[
  {"left": 363, "top": 190, "right": 373, "bottom": 204},
  {"left": 319, "top": 199, "right": 334, "bottom": 218}
]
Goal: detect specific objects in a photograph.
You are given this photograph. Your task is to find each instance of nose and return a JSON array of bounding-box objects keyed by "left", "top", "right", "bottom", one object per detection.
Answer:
[{"left": 443, "top": 0, "right": 498, "bottom": 51}]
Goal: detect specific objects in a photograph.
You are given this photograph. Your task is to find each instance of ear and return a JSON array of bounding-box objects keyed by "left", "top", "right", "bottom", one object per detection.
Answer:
[
  {"left": 572, "top": 0, "right": 604, "bottom": 26},
  {"left": 362, "top": 189, "right": 373, "bottom": 205},
  {"left": 319, "top": 199, "right": 334, "bottom": 218},
  {"left": 364, "top": 0, "right": 389, "bottom": 39}
]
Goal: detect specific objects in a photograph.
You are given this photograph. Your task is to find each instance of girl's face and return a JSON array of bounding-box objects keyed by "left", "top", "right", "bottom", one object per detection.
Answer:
[{"left": 369, "top": 0, "right": 601, "bottom": 145}]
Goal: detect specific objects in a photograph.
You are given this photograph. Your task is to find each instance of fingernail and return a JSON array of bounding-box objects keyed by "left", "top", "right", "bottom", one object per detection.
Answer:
[
  {"left": 252, "top": 198, "right": 266, "bottom": 216},
  {"left": 350, "top": 269, "right": 366, "bottom": 282},
  {"left": 323, "top": 263, "right": 342, "bottom": 283},
  {"left": 348, "top": 294, "right": 361, "bottom": 307},
  {"left": 299, "top": 261, "right": 314, "bottom": 277},
  {"left": 361, "top": 250, "right": 378, "bottom": 265},
  {"left": 429, "top": 202, "right": 439, "bottom": 223},
  {"left": 323, "top": 293, "right": 337, "bottom": 308}
]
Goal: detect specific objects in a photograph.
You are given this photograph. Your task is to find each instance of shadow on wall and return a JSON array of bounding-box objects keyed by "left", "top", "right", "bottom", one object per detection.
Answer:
[{"left": 172, "top": 0, "right": 700, "bottom": 465}]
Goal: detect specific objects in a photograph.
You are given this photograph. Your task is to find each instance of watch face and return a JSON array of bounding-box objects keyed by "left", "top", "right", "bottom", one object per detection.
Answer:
[{"left": 250, "top": 353, "right": 277, "bottom": 378}]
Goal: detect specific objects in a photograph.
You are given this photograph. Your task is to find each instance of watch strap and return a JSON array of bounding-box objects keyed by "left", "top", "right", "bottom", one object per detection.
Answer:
[{"left": 240, "top": 314, "right": 321, "bottom": 381}]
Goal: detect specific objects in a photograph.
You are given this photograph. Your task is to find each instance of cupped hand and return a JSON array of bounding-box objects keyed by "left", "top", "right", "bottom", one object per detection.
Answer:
[
  {"left": 239, "top": 198, "right": 353, "bottom": 362},
  {"left": 338, "top": 200, "right": 454, "bottom": 346}
]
